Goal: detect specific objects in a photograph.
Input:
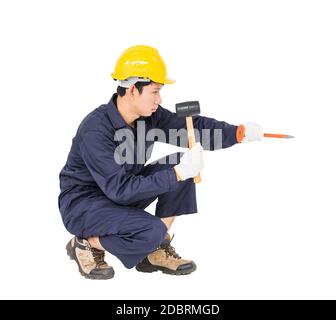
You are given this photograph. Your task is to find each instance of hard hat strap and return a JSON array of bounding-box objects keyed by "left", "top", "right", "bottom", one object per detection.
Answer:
[{"left": 118, "top": 77, "right": 151, "bottom": 88}]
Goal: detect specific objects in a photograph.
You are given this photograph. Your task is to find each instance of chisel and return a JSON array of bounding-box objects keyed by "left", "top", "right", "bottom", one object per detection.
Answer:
[{"left": 264, "top": 133, "right": 294, "bottom": 139}]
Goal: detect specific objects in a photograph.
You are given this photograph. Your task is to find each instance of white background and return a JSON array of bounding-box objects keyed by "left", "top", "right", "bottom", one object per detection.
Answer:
[{"left": 0, "top": 0, "right": 335, "bottom": 299}]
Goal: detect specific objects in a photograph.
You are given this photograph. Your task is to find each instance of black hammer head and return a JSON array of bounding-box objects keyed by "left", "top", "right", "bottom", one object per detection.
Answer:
[{"left": 175, "top": 101, "right": 200, "bottom": 118}]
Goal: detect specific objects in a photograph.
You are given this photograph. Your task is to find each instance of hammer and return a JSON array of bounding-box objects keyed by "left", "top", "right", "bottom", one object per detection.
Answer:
[{"left": 175, "top": 101, "right": 201, "bottom": 183}]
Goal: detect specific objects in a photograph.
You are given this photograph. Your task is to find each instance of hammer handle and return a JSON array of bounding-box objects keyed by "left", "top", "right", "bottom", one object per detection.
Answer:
[{"left": 186, "top": 116, "right": 201, "bottom": 183}]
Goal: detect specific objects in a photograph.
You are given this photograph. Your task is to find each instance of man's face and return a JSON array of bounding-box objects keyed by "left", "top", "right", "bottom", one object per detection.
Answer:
[{"left": 132, "top": 83, "right": 163, "bottom": 117}]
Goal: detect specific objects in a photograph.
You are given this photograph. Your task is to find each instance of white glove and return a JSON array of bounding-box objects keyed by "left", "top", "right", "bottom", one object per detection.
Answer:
[
  {"left": 174, "top": 142, "right": 204, "bottom": 181},
  {"left": 242, "top": 122, "right": 264, "bottom": 142}
]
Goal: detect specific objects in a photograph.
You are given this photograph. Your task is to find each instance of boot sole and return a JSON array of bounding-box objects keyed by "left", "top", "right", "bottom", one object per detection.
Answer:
[
  {"left": 66, "top": 242, "right": 114, "bottom": 280},
  {"left": 135, "top": 262, "right": 196, "bottom": 276}
]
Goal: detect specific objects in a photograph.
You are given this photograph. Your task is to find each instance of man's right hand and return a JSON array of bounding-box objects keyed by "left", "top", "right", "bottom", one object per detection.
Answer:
[{"left": 174, "top": 142, "right": 204, "bottom": 181}]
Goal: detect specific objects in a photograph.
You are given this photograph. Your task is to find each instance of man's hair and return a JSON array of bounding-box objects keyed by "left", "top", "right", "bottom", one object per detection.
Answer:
[{"left": 117, "top": 81, "right": 153, "bottom": 97}]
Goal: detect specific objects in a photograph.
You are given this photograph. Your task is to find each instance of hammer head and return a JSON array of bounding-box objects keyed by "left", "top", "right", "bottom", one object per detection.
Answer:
[{"left": 175, "top": 101, "right": 200, "bottom": 118}]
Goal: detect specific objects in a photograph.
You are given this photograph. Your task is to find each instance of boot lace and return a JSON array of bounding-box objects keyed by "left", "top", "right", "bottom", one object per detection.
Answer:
[
  {"left": 91, "top": 248, "right": 107, "bottom": 267},
  {"left": 160, "top": 234, "right": 181, "bottom": 259}
]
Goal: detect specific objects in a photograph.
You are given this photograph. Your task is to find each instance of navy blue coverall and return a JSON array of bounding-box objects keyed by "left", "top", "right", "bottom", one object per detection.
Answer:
[{"left": 58, "top": 94, "right": 239, "bottom": 268}]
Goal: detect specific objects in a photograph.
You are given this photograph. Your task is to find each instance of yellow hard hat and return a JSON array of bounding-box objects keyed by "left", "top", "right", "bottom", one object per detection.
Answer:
[{"left": 111, "top": 45, "right": 175, "bottom": 85}]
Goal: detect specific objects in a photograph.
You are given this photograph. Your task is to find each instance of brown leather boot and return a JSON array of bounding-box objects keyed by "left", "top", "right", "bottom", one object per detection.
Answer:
[
  {"left": 66, "top": 236, "right": 115, "bottom": 280},
  {"left": 136, "top": 234, "right": 196, "bottom": 275}
]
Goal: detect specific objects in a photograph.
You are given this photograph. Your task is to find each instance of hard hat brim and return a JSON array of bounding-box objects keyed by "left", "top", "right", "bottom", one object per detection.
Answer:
[{"left": 163, "top": 78, "right": 175, "bottom": 85}]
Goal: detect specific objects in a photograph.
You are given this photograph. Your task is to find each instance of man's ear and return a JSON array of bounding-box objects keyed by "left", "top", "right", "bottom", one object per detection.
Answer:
[{"left": 129, "top": 84, "right": 137, "bottom": 97}]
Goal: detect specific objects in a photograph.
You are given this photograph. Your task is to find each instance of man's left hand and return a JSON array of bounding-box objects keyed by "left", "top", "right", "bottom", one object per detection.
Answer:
[{"left": 241, "top": 122, "right": 264, "bottom": 142}]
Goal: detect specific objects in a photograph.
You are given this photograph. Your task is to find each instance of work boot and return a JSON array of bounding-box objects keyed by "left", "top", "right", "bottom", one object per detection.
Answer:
[
  {"left": 66, "top": 236, "right": 115, "bottom": 280},
  {"left": 136, "top": 234, "right": 196, "bottom": 275}
]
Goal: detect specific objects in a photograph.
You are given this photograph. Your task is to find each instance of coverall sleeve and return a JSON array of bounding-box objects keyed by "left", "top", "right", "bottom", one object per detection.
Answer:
[
  {"left": 153, "top": 106, "right": 239, "bottom": 150},
  {"left": 79, "top": 130, "right": 179, "bottom": 205}
]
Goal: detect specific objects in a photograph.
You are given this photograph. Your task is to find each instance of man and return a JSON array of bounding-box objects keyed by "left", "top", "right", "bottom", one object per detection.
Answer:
[{"left": 58, "top": 45, "right": 263, "bottom": 280}]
